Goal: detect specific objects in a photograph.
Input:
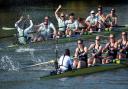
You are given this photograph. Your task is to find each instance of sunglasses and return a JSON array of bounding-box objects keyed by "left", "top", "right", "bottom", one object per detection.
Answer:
[{"left": 61, "top": 16, "right": 64, "bottom": 17}]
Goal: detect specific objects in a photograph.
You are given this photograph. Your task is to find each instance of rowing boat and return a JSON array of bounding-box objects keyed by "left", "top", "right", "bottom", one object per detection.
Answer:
[
  {"left": 40, "top": 61, "right": 128, "bottom": 80},
  {"left": 5, "top": 27, "right": 128, "bottom": 48}
]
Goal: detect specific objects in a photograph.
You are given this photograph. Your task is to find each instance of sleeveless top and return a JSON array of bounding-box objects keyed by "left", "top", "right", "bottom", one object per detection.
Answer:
[
  {"left": 118, "top": 40, "right": 128, "bottom": 54},
  {"left": 78, "top": 48, "right": 88, "bottom": 62},
  {"left": 92, "top": 44, "right": 102, "bottom": 56},
  {"left": 107, "top": 42, "right": 117, "bottom": 59},
  {"left": 57, "top": 18, "right": 67, "bottom": 31},
  {"left": 106, "top": 14, "right": 117, "bottom": 24}
]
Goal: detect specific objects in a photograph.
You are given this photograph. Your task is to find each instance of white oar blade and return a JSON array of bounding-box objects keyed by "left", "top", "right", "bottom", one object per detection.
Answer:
[
  {"left": 125, "top": 24, "right": 128, "bottom": 27},
  {"left": 2, "top": 27, "right": 16, "bottom": 30}
]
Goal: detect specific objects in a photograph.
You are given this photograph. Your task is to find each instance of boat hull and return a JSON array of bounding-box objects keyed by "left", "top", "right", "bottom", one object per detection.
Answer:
[{"left": 40, "top": 63, "right": 128, "bottom": 80}]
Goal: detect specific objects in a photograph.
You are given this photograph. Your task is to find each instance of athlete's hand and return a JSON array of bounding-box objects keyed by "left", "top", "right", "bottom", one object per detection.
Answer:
[
  {"left": 58, "top": 5, "right": 62, "bottom": 9},
  {"left": 20, "top": 16, "right": 23, "bottom": 21}
]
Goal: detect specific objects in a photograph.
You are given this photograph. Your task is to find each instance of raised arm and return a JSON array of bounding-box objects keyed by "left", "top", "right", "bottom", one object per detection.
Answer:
[
  {"left": 15, "top": 16, "right": 23, "bottom": 28},
  {"left": 25, "top": 20, "right": 33, "bottom": 31},
  {"left": 25, "top": 15, "right": 33, "bottom": 29},
  {"left": 55, "top": 5, "right": 62, "bottom": 18}
]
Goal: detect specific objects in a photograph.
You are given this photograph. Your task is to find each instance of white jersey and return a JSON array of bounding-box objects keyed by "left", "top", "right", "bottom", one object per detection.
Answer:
[
  {"left": 58, "top": 55, "right": 73, "bottom": 71},
  {"left": 38, "top": 22, "right": 56, "bottom": 35},
  {"left": 56, "top": 16, "right": 67, "bottom": 31},
  {"left": 66, "top": 20, "right": 78, "bottom": 31},
  {"left": 86, "top": 16, "right": 98, "bottom": 25},
  {"left": 15, "top": 20, "right": 33, "bottom": 37},
  {"left": 15, "top": 19, "right": 33, "bottom": 44}
]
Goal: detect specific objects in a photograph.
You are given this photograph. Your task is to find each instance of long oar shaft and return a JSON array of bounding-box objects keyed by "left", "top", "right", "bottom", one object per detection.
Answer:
[{"left": 20, "top": 60, "right": 54, "bottom": 69}]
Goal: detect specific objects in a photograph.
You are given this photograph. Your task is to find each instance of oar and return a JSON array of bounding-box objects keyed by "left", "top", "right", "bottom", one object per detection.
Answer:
[
  {"left": 54, "top": 38, "right": 59, "bottom": 71},
  {"left": 93, "top": 33, "right": 109, "bottom": 38},
  {"left": 2, "top": 27, "right": 16, "bottom": 30},
  {"left": 112, "top": 24, "right": 128, "bottom": 28},
  {"left": 20, "top": 60, "right": 55, "bottom": 69}
]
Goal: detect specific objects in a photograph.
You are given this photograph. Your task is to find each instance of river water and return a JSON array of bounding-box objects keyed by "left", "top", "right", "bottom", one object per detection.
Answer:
[{"left": 0, "top": 1, "right": 128, "bottom": 89}]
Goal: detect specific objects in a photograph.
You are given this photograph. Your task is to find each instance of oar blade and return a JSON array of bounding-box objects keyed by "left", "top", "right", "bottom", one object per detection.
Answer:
[{"left": 2, "top": 27, "right": 16, "bottom": 30}]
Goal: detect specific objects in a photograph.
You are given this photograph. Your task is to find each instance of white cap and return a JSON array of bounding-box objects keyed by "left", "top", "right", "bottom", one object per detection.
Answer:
[{"left": 90, "top": 10, "right": 95, "bottom": 14}]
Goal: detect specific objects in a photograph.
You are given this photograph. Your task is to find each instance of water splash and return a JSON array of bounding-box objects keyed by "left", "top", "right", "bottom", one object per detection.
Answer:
[{"left": 0, "top": 56, "right": 19, "bottom": 71}]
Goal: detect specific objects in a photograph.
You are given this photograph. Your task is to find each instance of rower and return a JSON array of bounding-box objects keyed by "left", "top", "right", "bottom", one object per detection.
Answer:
[
  {"left": 15, "top": 15, "right": 33, "bottom": 44},
  {"left": 85, "top": 10, "right": 98, "bottom": 33},
  {"left": 117, "top": 32, "right": 128, "bottom": 59},
  {"left": 57, "top": 49, "right": 73, "bottom": 73},
  {"left": 105, "top": 8, "right": 118, "bottom": 31},
  {"left": 55, "top": 5, "right": 67, "bottom": 38},
  {"left": 65, "top": 13, "right": 79, "bottom": 37},
  {"left": 73, "top": 39, "right": 88, "bottom": 69},
  {"left": 96, "top": 6, "right": 106, "bottom": 32},
  {"left": 88, "top": 36, "right": 103, "bottom": 66},
  {"left": 102, "top": 34, "right": 118, "bottom": 64},
  {"left": 32, "top": 16, "right": 57, "bottom": 42},
  {"left": 77, "top": 17, "right": 87, "bottom": 35}
]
